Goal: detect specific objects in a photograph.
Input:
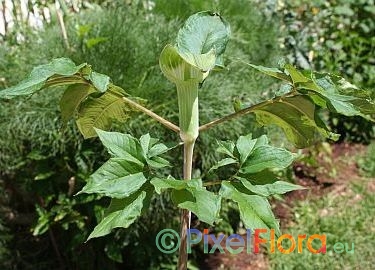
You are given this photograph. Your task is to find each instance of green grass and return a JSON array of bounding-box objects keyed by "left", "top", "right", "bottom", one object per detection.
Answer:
[
  {"left": 269, "top": 179, "right": 375, "bottom": 270},
  {"left": 358, "top": 141, "right": 375, "bottom": 177}
]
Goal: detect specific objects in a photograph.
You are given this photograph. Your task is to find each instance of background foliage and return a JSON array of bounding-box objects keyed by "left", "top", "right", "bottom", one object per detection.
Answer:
[
  {"left": 0, "top": 0, "right": 280, "bottom": 269},
  {"left": 1, "top": 0, "right": 374, "bottom": 269},
  {"left": 279, "top": 0, "right": 375, "bottom": 143}
]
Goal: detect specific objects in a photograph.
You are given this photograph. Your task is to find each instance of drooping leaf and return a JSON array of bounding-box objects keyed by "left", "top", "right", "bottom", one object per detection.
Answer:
[
  {"left": 60, "top": 84, "right": 96, "bottom": 123},
  {"left": 87, "top": 191, "right": 146, "bottom": 240},
  {"left": 246, "top": 63, "right": 292, "bottom": 83},
  {"left": 220, "top": 181, "right": 280, "bottom": 235},
  {"left": 176, "top": 11, "right": 231, "bottom": 69},
  {"left": 0, "top": 58, "right": 87, "bottom": 99},
  {"left": 77, "top": 158, "right": 146, "bottom": 198},
  {"left": 284, "top": 64, "right": 310, "bottom": 84},
  {"left": 253, "top": 96, "right": 339, "bottom": 148},
  {"left": 237, "top": 177, "right": 305, "bottom": 197},
  {"left": 76, "top": 90, "right": 130, "bottom": 139},
  {"left": 249, "top": 62, "right": 375, "bottom": 122},
  {"left": 248, "top": 62, "right": 375, "bottom": 122},
  {"left": 307, "top": 72, "right": 375, "bottom": 120}
]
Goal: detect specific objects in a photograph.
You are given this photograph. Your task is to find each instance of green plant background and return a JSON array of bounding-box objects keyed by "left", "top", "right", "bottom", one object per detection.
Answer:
[
  {"left": 0, "top": 1, "right": 280, "bottom": 268},
  {"left": 1, "top": 0, "right": 374, "bottom": 269}
]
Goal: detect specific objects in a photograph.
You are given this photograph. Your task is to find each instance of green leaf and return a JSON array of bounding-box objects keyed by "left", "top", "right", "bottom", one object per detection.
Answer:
[
  {"left": 148, "top": 143, "right": 170, "bottom": 158},
  {"left": 237, "top": 177, "right": 305, "bottom": 197},
  {"left": 178, "top": 188, "right": 221, "bottom": 225},
  {"left": 0, "top": 58, "right": 87, "bottom": 99},
  {"left": 220, "top": 181, "right": 280, "bottom": 235},
  {"left": 146, "top": 156, "right": 170, "bottom": 169},
  {"left": 140, "top": 133, "right": 152, "bottom": 156},
  {"left": 253, "top": 96, "right": 339, "bottom": 148},
  {"left": 88, "top": 71, "right": 110, "bottom": 92},
  {"left": 105, "top": 183, "right": 154, "bottom": 215},
  {"left": 240, "top": 145, "right": 295, "bottom": 174},
  {"left": 60, "top": 84, "right": 96, "bottom": 123},
  {"left": 216, "top": 140, "right": 236, "bottom": 158},
  {"left": 85, "top": 37, "right": 109, "bottom": 49},
  {"left": 76, "top": 90, "right": 130, "bottom": 139},
  {"left": 307, "top": 72, "right": 375, "bottom": 120},
  {"left": 151, "top": 178, "right": 221, "bottom": 224},
  {"left": 87, "top": 191, "right": 146, "bottom": 240},
  {"left": 249, "top": 62, "right": 375, "bottom": 123},
  {"left": 209, "top": 158, "right": 237, "bottom": 172},
  {"left": 95, "top": 129, "right": 145, "bottom": 165},
  {"left": 176, "top": 11, "right": 230, "bottom": 69},
  {"left": 246, "top": 63, "right": 292, "bottom": 83},
  {"left": 284, "top": 64, "right": 310, "bottom": 84},
  {"left": 236, "top": 134, "right": 256, "bottom": 165},
  {"left": 150, "top": 178, "right": 202, "bottom": 194},
  {"left": 78, "top": 158, "right": 146, "bottom": 199}
]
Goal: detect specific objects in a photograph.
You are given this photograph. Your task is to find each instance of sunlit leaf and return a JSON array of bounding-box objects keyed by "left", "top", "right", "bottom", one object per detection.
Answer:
[
  {"left": 176, "top": 11, "right": 230, "bottom": 69},
  {"left": 0, "top": 58, "right": 87, "bottom": 99},
  {"left": 77, "top": 158, "right": 146, "bottom": 198},
  {"left": 253, "top": 96, "right": 339, "bottom": 148}
]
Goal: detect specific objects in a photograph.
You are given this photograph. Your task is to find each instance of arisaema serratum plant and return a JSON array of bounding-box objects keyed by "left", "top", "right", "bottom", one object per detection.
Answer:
[{"left": 1, "top": 11, "right": 375, "bottom": 270}]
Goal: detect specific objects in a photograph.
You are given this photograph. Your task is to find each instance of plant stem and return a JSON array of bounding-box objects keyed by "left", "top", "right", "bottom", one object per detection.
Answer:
[
  {"left": 199, "top": 91, "right": 298, "bottom": 132},
  {"left": 199, "top": 99, "right": 274, "bottom": 132},
  {"left": 122, "top": 96, "right": 180, "bottom": 133},
  {"left": 175, "top": 83, "right": 199, "bottom": 270},
  {"left": 178, "top": 141, "right": 195, "bottom": 270}
]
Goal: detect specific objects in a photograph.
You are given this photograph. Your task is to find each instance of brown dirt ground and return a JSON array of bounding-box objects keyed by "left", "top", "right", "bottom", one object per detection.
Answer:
[{"left": 200, "top": 142, "right": 371, "bottom": 270}]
